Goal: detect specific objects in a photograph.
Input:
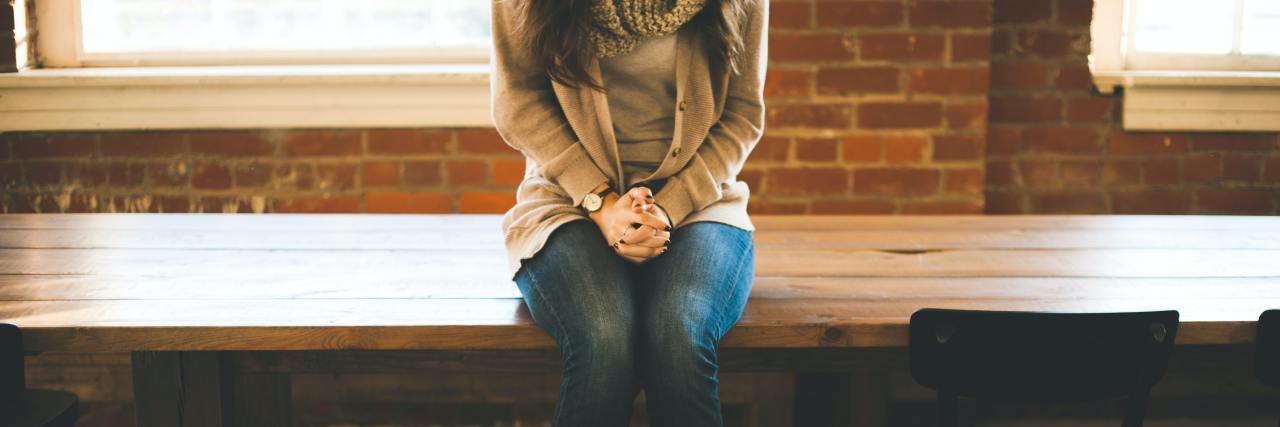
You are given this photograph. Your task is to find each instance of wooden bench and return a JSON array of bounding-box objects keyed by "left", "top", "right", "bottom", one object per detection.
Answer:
[{"left": 2, "top": 214, "right": 1278, "bottom": 426}]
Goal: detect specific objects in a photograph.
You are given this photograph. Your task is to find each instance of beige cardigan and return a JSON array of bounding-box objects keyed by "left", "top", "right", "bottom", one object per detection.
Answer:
[{"left": 490, "top": 0, "right": 769, "bottom": 278}]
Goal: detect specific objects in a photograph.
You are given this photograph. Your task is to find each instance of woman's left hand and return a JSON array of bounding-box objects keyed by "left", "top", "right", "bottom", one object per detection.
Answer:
[{"left": 614, "top": 187, "right": 672, "bottom": 260}]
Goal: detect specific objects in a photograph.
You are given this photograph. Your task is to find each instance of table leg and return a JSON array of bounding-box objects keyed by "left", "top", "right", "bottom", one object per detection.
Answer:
[{"left": 131, "top": 351, "right": 226, "bottom": 427}]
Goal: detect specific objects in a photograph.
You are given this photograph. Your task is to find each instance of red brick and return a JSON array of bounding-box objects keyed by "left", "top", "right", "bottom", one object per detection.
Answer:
[
  {"left": 933, "top": 134, "right": 985, "bottom": 161},
  {"left": 361, "top": 161, "right": 400, "bottom": 187},
  {"left": 816, "top": 2, "right": 903, "bottom": 27},
  {"left": 101, "top": 132, "right": 185, "bottom": 157},
  {"left": 816, "top": 67, "right": 899, "bottom": 95},
  {"left": 986, "top": 127, "right": 1020, "bottom": 155},
  {"left": 1101, "top": 160, "right": 1141, "bottom": 186},
  {"left": 1016, "top": 30, "right": 1090, "bottom": 58},
  {"left": 1265, "top": 157, "right": 1280, "bottom": 182},
  {"left": 191, "top": 163, "right": 231, "bottom": 190},
  {"left": 1143, "top": 158, "right": 1180, "bottom": 185},
  {"left": 854, "top": 168, "right": 940, "bottom": 196},
  {"left": 1108, "top": 131, "right": 1189, "bottom": 155},
  {"left": 108, "top": 163, "right": 145, "bottom": 187},
  {"left": 991, "top": 62, "right": 1049, "bottom": 90},
  {"left": 884, "top": 136, "right": 927, "bottom": 164},
  {"left": 738, "top": 169, "right": 764, "bottom": 191},
  {"left": 11, "top": 134, "right": 96, "bottom": 158},
  {"left": 1057, "top": 0, "right": 1094, "bottom": 25},
  {"left": 64, "top": 162, "right": 108, "bottom": 186},
  {"left": 795, "top": 138, "right": 839, "bottom": 162},
  {"left": 459, "top": 129, "right": 516, "bottom": 155},
  {"left": 446, "top": 160, "right": 486, "bottom": 186},
  {"left": 950, "top": 34, "right": 992, "bottom": 61},
  {"left": 147, "top": 196, "right": 192, "bottom": 213},
  {"left": 1191, "top": 133, "right": 1275, "bottom": 151},
  {"left": 841, "top": 135, "right": 883, "bottom": 163},
  {"left": 1030, "top": 192, "right": 1107, "bottom": 213},
  {"left": 403, "top": 161, "right": 442, "bottom": 186},
  {"left": 770, "top": 34, "right": 854, "bottom": 62},
  {"left": 367, "top": 129, "right": 449, "bottom": 155},
  {"left": 1222, "top": 155, "right": 1261, "bottom": 181},
  {"left": 947, "top": 103, "right": 988, "bottom": 130},
  {"left": 198, "top": 197, "right": 253, "bottom": 214},
  {"left": 749, "top": 200, "right": 808, "bottom": 215},
  {"left": 147, "top": 161, "right": 188, "bottom": 188},
  {"left": 1196, "top": 190, "right": 1274, "bottom": 214},
  {"left": 903, "top": 199, "right": 984, "bottom": 214},
  {"left": 282, "top": 131, "right": 361, "bottom": 157},
  {"left": 984, "top": 190, "right": 1024, "bottom": 214},
  {"left": 1055, "top": 64, "right": 1094, "bottom": 91},
  {"left": 858, "top": 102, "right": 942, "bottom": 129},
  {"left": 492, "top": 158, "right": 526, "bottom": 186},
  {"left": 770, "top": 2, "right": 810, "bottom": 29},
  {"left": 275, "top": 196, "right": 360, "bottom": 213},
  {"left": 811, "top": 199, "right": 895, "bottom": 214},
  {"left": 189, "top": 131, "right": 272, "bottom": 157},
  {"left": 1182, "top": 154, "right": 1222, "bottom": 184},
  {"left": 1019, "top": 159, "right": 1058, "bottom": 188},
  {"left": 1112, "top": 191, "right": 1190, "bottom": 214},
  {"left": 765, "top": 69, "right": 812, "bottom": 97},
  {"left": 366, "top": 192, "right": 451, "bottom": 213},
  {"left": 945, "top": 168, "right": 985, "bottom": 193},
  {"left": 751, "top": 136, "right": 791, "bottom": 162},
  {"left": 314, "top": 163, "right": 357, "bottom": 191},
  {"left": 459, "top": 191, "right": 516, "bottom": 214},
  {"left": 271, "top": 164, "right": 315, "bottom": 191},
  {"left": 768, "top": 104, "right": 854, "bottom": 129},
  {"left": 235, "top": 162, "right": 272, "bottom": 188},
  {"left": 990, "top": 96, "right": 1061, "bottom": 123},
  {"left": 1059, "top": 160, "right": 1102, "bottom": 187},
  {"left": 1022, "top": 127, "right": 1100, "bottom": 154},
  {"left": 768, "top": 167, "right": 849, "bottom": 195},
  {"left": 1066, "top": 97, "right": 1112, "bottom": 122},
  {"left": 985, "top": 160, "right": 1015, "bottom": 186},
  {"left": 908, "top": 67, "right": 989, "bottom": 95},
  {"left": 994, "top": 0, "right": 1052, "bottom": 23},
  {"left": 859, "top": 33, "right": 944, "bottom": 61},
  {"left": 908, "top": 1, "right": 992, "bottom": 28},
  {"left": 991, "top": 30, "right": 1014, "bottom": 57}
]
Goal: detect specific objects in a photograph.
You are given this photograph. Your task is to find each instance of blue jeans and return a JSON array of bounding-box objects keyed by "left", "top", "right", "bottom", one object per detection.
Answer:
[{"left": 514, "top": 219, "right": 755, "bottom": 427}]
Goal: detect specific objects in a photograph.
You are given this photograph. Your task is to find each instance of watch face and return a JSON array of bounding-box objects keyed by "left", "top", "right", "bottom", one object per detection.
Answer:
[{"left": 583, "top": 193, "right": 603, "bottom": 211}]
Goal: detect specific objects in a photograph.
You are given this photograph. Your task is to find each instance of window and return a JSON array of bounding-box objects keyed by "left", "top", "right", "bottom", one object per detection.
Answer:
[
  {"left": 37, "top": 0, "right": 491, "bottom": 67},
  {"left": 1091, "top": 0, "right": 1280, "bottom": 131}
]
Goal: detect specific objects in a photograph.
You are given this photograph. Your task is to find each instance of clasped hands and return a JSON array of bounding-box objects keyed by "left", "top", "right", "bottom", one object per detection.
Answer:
[{"left": 586, "top": 185, "right": 673, "bottom": 264}]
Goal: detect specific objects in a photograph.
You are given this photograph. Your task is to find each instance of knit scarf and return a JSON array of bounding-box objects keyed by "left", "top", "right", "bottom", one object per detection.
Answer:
[{"left": 588, "top": 0, "right": 706, "bottom": 58}]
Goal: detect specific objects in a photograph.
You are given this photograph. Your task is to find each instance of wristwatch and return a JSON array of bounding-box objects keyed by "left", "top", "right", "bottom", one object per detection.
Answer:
[{"left": 581, "top": 185, "right": 615, "bottom": 213}]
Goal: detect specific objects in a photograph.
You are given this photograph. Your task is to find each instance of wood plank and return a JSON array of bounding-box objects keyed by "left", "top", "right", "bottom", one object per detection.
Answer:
[
  {"left": 3, "top": 228, "right": 1277, "bottom": 250},
  {"left": 5, "top": 276, "right": 1280, "bottom": 301},
  {"left": 2, "top": 213, "right": 1276, "bottom": 231},
  {"left": 5, "top": 297, "right": 1274, "bottom": 351},
  {"left": 227, "top": 373, "right": 292, "bottom": 427},
  {"left": 3, "top": 247, "right": 1279, "bottom": 278},
  {"left": 131, "top": 351, "right": 225, "bottom": 427}
]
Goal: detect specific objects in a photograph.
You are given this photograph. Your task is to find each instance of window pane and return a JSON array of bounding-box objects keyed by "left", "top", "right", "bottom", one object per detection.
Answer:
[
  {"left": 80, "top": 0, "right": 491, "bottom": 53},
  {"left": 14, "top": 0, "right": 28, "bottom": 69},
  {"left": 1242, "top": 0, "right": 1280, "bottom": 55},
  {"left": 1131, "top": 0, "right": 1234, "bottom": 54}
]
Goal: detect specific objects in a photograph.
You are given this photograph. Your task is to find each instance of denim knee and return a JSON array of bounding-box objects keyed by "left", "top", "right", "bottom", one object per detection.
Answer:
[{"left": 641, "top": 312, "right": 720, "bottom": 384}]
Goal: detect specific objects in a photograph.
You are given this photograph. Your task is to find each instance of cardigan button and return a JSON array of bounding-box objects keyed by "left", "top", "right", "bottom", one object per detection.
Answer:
[
  {"left": 677, "top": 100, "right": 687, "bottom": 111},
  {"left": 672, "top": 147, "right": 681, "bottom": 157}
]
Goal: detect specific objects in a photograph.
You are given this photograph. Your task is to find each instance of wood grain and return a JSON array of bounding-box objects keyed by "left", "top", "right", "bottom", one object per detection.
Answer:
[{"left": 0, "top": 214, "right": 1276, "bottom": 352}]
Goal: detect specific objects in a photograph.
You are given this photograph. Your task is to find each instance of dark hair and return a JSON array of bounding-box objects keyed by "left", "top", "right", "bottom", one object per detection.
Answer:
[{"left": 514, "top": 0, "right": 749, "bottom": 91}]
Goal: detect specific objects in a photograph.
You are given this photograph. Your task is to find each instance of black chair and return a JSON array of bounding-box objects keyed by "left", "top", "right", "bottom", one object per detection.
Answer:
[
  {"left": 1257, "top": 309, "right": 1279, "bottom": 426},
  {"left": 909, "top": 309, "right": 1179, "bottom": 427},
  {"left": 1, "top": 324, "right": 79, "bottom": 427}
]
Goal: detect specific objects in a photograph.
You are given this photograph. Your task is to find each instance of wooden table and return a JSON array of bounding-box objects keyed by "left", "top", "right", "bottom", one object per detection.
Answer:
[{"left": 2, "top": 214, "right": 1278, "bottom": 426}]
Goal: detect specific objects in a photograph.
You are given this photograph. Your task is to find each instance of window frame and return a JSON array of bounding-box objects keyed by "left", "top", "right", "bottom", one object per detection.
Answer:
[{"left": 1121, "top": 0, "right": 1280, "bottom": 71}]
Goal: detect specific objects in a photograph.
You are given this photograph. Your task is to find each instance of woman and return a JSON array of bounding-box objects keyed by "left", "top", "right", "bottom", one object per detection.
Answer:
[{"left": 489, "top": 0, "right": 768, "bottom": 425}]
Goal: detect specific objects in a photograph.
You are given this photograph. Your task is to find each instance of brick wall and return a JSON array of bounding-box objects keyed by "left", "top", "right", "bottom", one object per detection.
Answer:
[
  {"left": 985, "top": 0, "right": 1280, "bottom": 214},
  {"left": 2, "top": 0, "right": 1278, "bottom": 215}
]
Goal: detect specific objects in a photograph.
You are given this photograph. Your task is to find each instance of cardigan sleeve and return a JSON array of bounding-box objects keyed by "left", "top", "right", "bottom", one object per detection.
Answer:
[
  {"left": 653, "top": 0, "right": 768, "bottom": 227},
  {"left": 489, "top": 0, "right": 611, "bottom": 206}
]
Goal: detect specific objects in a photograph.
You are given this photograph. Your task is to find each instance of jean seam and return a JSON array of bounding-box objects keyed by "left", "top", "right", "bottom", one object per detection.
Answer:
[
  {"left": 713, "top": 230, "right": 753, "bottom": 340},
  {"left": 525, "top": 268, "right": 575, "bottom": 425}
]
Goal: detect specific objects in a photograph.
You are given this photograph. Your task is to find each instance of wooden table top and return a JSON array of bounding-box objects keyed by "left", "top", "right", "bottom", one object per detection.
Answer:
[{"left": 2, "top": 214, "right": 1278, "bottom": 352}]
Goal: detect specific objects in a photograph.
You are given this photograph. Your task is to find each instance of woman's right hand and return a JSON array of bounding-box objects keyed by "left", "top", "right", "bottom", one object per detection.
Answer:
[{"left": 588, "top": 187, "right": 672, "bottom": 264}]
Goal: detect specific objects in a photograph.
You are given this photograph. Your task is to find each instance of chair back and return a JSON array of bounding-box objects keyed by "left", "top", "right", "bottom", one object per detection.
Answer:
[
  {"left": 909, "top": 309, "right": 1178, "bottom": 402},
  {"left": 1, "top": 323, "right": 23, "bottom": 403},
  {"left": 1258, "top": 309, "right": 1280, "bottom": 387}
]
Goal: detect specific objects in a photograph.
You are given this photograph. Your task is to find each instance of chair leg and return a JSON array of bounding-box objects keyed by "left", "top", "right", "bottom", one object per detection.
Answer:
[
  {"left": 938, "top": 391, "right": 958, "bottom": 427},
  {"left": 1122, "top": 390, "right": 1150, "bottom": 427}
]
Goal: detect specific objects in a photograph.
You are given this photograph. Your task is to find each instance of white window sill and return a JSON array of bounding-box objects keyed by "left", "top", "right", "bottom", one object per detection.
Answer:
[
  {"left": 1092, "top": 70, "right": 1280, "bottom": 132},
  {"left": 0, "top": 64, "right": 493, "bottom": 131}
]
